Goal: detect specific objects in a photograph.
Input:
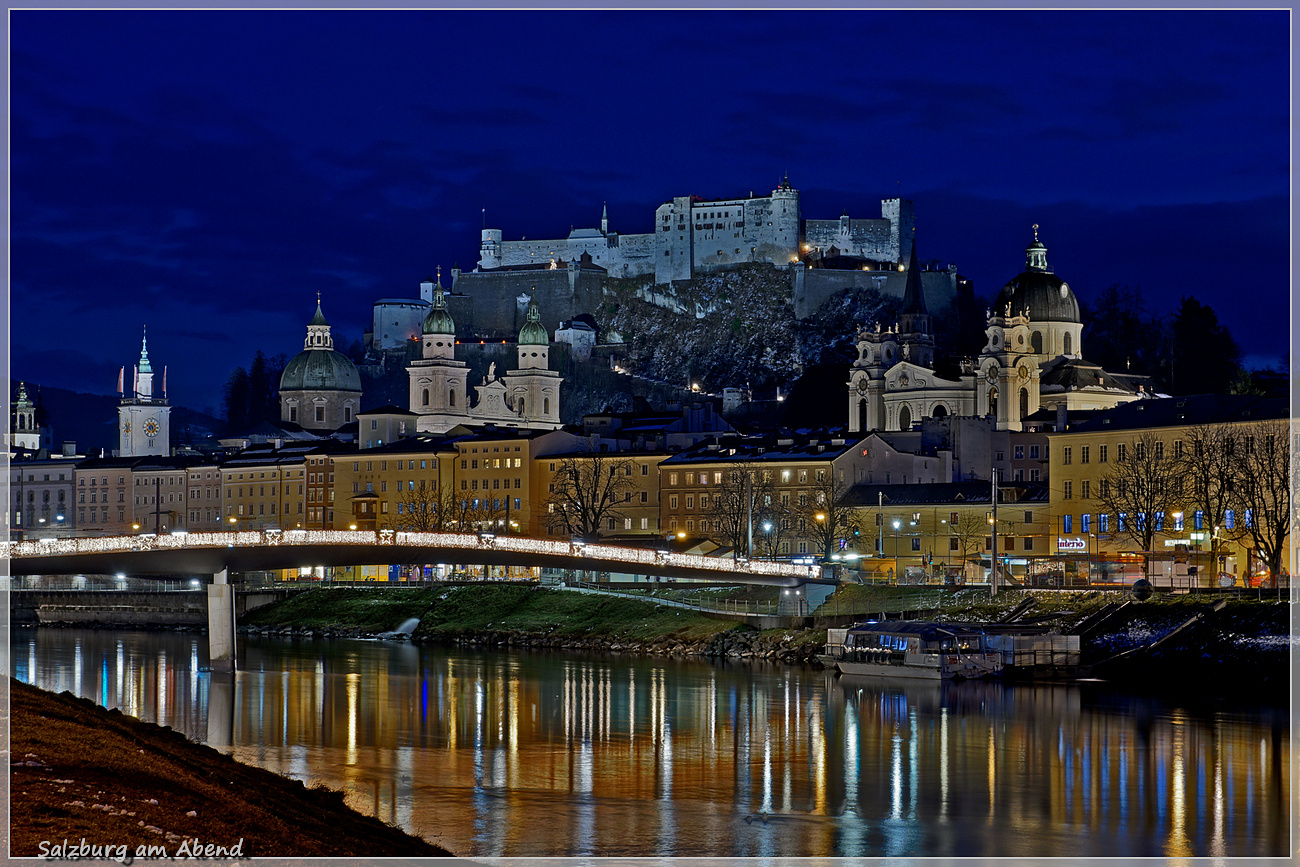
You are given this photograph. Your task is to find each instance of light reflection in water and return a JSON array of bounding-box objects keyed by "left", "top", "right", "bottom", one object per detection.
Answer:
[{"left": 10, "top": 627, "right": 1291, "bottom": 859}]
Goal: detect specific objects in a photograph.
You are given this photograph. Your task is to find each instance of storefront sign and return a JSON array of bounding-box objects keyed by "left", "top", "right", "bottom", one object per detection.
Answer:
[{"left": 1057, "top": 537, "right": 1087, "bottom": 552}]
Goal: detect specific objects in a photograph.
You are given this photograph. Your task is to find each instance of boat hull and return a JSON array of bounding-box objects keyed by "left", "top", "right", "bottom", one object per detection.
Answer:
[{"left": 836, "top": 660, "right": 952, "bottom": 680}]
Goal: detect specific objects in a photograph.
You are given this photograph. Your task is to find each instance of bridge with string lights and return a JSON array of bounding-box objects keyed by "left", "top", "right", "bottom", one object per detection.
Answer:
[{"left": 4, "top": 529, "right": 825, "bottom": 586}]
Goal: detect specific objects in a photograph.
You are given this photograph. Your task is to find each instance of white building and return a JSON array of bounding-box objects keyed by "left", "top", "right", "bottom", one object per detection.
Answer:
[
  {"left": 849, "top": 228, "right": 1147, "bottom": 433},
  {"left": 118, "top": 329, "right": 171, "bottom": 457}
]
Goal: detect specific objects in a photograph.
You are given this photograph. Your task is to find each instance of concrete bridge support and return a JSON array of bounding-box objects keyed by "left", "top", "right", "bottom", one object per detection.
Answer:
[{"left": 207, "top": 568, "right": 236, "bottom": 673}]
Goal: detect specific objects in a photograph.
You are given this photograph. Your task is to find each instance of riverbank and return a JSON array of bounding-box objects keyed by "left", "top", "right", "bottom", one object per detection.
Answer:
[
  {"left": 8, "top": 678, "right": 452, "bottom": 858},
  {"left": 235, "top": 584, "right": 1293, "bottom": 686}
]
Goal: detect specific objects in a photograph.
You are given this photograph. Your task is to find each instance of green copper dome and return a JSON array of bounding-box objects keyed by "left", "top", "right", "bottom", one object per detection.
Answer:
[
  {"left": 518, "top": 299, "right": 549, "bottom": 345},
  {"left": 422, "top": 287, "right": 456, "bottom": 335},
  {"left": 279, "top": 349, "right": 362, "bottom": 392}
]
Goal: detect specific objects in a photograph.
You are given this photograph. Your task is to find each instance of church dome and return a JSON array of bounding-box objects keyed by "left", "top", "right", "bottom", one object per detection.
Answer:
[
  {"left": 280, "top": 297, "right": 362, "bottom": 393},
  {"left": 422, "top": 285, "right": 455, "bottom": 335},
  {"left": 518, "top": 298, "right": 549, "bottom": 345},
  {"left": 279, "top": 349, "right": 362, "bottom": 392},
  {"left": 993, "top": 228, "right": 1081, "bottom": 324}
]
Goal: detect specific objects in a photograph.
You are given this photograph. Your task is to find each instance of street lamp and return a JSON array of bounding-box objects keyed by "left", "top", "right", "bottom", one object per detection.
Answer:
[{"left": 892, "top": 519, "right": 901, "bottom": 581}]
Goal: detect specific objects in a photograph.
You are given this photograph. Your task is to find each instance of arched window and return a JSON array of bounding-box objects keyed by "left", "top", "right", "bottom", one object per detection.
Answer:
[
  {"left": 858, "top": 399, "right": 868, "bottom": 431},
  {"left": 449, "top": 390, "right": 456, "bottom": 407},
  {"left": 989, "top": 388, "right": 998, "bottom": 417},
  {"left": 1064, "top": 332, "right": 1072, "bottom": 355},
  {"left": 932, "top": 403, "right": 947, "bottom": 418},
  {"left": 1019, "top": 387, "right": 1029, "bottom": 419},
  {"left": 898, "top": 404, "right": 911, "bottom": 431},
  {"left": 1031, "top": 331, "right": 1043, "bottom": 354},
  {"left": 422, "top": 388, "right": 429, "bottom": 407},
  {"left": 544, "top": 397, "right": 551, "bottom": 415}
]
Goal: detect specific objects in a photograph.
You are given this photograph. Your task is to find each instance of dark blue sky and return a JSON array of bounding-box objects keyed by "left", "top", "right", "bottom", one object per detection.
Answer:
[{"left": 8, "top": 10, "right": 1290, "bottom": 416}]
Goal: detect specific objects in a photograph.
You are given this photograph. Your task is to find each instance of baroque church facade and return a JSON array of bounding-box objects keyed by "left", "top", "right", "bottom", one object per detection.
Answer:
[
  {"left": 407, "top": 284, "right": 563, "bottom": 433},
  {"left": 849, "top": 228, "right": 1146, "bottom": 433}
]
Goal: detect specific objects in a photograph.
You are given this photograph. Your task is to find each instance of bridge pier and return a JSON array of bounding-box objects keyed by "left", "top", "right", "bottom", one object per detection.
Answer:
[{"left": 207, "top": 568, "right": 236, "bottom": 673}]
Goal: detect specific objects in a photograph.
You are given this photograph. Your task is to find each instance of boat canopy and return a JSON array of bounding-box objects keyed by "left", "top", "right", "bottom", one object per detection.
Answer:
[{"left": 846, "top": 621, "right": 989, "bottom": 642}]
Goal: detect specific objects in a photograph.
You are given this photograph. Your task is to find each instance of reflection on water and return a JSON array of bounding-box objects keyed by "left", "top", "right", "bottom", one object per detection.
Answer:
[{"left": 12, "top": 627, "right": 1290, "bottom": 858}]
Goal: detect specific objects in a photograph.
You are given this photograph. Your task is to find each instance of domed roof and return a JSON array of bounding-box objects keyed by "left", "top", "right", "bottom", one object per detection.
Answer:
[
  {"left": 279, "top": 349, "right": 362, "bottom": 393},
  {"left": 518, "top": 297, "right": 549, "bottom": 345},
  {"left": 422, "top": 285, "right": 455, "bottom": 335},
  {"left": 993, "top": 227, "right": 1080, "bottom": 324},
  {"left": 281, "top": 296, "right": 362, "bottom": 392}
]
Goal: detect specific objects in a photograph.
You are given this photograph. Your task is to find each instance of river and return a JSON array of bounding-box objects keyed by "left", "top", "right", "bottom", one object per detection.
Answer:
[{"left": 11, "top": 627, "right": 1291, "bottom": 859}]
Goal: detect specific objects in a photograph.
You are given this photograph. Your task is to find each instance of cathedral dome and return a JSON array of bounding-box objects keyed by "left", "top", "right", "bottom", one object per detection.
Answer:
[
  {"left": 279, "top": 348, "right": 362, "bottom": 393},
  {"left": 280, "top": 298, "right": 362, "bottom": 393},
  {"left": 993, "top": 228, "right": 1081, "bottom": 324}
]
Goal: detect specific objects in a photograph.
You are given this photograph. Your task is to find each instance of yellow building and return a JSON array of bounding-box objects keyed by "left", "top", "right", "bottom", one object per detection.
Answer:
[
  {"left": 1047, "top": 395, "right": 1291, "bottom": 587},
  {"left": 535, "top": 448, "right": 672, "bottom": 540},
  {"left": 221, "top": 444, "right": 310, "bottom": 532},
  {"left": 658, "top": 433, "right": 928, "bottom": 558},
  {"left": 331, "top": 436, "right": 457, "bottom": 532},
  {"left": 840, "top": 481, "right": 1052, "bottom": 583}
]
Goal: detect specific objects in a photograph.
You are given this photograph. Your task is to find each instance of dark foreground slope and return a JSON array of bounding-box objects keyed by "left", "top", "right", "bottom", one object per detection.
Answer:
[{"left": 8, "top": 678, "right": 453, "bottom": 858}]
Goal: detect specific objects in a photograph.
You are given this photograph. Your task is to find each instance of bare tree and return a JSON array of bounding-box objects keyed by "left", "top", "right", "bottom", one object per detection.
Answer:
[
  {"left": 706, "top": 462, "right": 772, "bottom": 556},
  {"left": 788, "top": 470, "right": 862, "bottom": 561},
  {"left": 1180, "top": 422, "right": 1237, "bottom": 567},
  {"left": 1095, "top": 430, "right": 1187, "bottom": 580},
  {"left": 395, "top": 482, "right": 479, "bottom": 532},
  {"left": 544, "top": 451, "right": 637, "bottom": 541},
  {"left": 1228, "top": 420, "right": 1290, "bottom": 587},
  {"left": 949, "top": 511, "right": 988, "bottom": 580}
]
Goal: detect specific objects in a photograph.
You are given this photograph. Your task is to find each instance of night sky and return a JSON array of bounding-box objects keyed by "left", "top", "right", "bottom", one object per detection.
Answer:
[{"left": 8, "top": 10, "right": 1290, "bottom": 417}]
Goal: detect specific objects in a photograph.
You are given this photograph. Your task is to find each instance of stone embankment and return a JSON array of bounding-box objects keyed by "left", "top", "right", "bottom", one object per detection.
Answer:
[{"left": 423, "top": 626, "right": 823, "bottom": 665}]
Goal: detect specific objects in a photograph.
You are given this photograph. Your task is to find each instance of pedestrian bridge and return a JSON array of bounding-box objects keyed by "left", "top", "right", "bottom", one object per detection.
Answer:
[{"left": 4, "top": 529, "right": 824, "bottom": 587}]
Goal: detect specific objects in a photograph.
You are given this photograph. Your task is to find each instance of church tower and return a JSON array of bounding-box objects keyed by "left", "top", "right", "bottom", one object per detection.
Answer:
[
  {"left": 502, "top": 297, "right": 563, "bottom": 428},
  {"left": 407, "top": 283, "right": 470, "bottom": 433},
  {"left": 118, "top": 328, "right": 171, "bottom": 457},
  {"left": 9, "top": 382, "right": 42, "bottom": 452},
  {"left": 896, "top": 236, "right": 935, "bottom": 369}
]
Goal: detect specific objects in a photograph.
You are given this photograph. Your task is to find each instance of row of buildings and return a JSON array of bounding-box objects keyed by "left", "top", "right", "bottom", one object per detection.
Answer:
[{"left": 8, "top": 391, "right": 1289, "bottom": 587}]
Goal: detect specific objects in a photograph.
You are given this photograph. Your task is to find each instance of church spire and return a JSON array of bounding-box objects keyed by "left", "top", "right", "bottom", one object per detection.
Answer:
[
  {"left": 899, "top": 234, "right": 928, "bottom": 317},
  {"left": 601, "top": 202, "right": 608, "bottom": 235},
  {"left": 896, "top": 231, "right": 935, "bottom": 367},
  {"left": 138, "top": 326, "right": 152, "bottom": 374}
]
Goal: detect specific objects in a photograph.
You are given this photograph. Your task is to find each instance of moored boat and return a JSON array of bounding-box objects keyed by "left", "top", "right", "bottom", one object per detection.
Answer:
[{"left": 820, "top": 621, "right": 1003, "bottom": 681}]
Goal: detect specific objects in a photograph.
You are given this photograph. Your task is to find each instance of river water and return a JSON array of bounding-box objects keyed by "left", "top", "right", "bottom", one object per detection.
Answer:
[{"left": 11, "top": 627, "right": 1291, "bottom": 859}]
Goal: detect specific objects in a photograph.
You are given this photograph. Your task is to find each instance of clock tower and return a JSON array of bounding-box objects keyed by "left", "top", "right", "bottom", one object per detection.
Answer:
[{"left": 118, "top": 328, "right": 171, "bottom": 457}]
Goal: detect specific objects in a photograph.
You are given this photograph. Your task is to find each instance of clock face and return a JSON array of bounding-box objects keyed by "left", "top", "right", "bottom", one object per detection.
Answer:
[{"left": 144, "top": 417, "right": 159, "bottom": 437}]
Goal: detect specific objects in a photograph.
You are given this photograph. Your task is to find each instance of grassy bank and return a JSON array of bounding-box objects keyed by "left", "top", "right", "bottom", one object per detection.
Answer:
[
  {"left": 9, "top": 679, "right": 449, "bottom": 858},
  {"left": 241, "top": 587, "right": 441, "bottom": 632}
]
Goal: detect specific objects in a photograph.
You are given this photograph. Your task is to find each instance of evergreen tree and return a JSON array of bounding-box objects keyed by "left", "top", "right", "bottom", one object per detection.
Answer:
[
  {"left": 1169, "top": 296, "right": 1244, "bottom": 395},
  {"left": 1079, "top": 285, "right": 1168, "bottom": 385},
  {"left": 222, "top": 367, "right": 251, "bottom": 432}
]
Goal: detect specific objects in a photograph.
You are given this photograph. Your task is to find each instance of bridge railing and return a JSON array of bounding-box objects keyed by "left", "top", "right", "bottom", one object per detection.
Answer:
[{"left": 4, "top": 530, "right": 819, "bottom": 581}]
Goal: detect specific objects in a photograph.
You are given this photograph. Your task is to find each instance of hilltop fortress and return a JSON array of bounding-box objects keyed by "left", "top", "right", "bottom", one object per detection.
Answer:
[
  {"left": 371, "top": 178, "right": 960, "bottom": 347},
  {"left": 477, "top": 176, "right": 922, "bottom": 284}
]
